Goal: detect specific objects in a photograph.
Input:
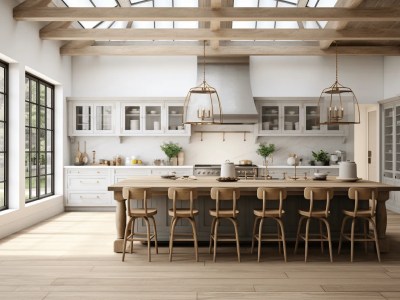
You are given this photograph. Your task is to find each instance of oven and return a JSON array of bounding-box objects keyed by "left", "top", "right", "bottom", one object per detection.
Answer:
[{"left": 193, "top": 164, "right": 258, "bottom": 178}]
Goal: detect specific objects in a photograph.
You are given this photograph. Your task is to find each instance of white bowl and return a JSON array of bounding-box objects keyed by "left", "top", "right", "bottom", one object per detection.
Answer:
[
  {"left": 150, "top": 110, "right": 157, "bottom": 114},
  {"left": 170, "top": 111, "right": 177, "bottom": 114},
  {"left": 288, "top": 111, "right": 295, "bottom": 115}
]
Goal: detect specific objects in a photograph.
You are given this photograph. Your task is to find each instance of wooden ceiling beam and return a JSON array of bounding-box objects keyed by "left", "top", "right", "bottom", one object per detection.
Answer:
[
  {"left": 60, "top": 45, "right": 400, "bottom": 56},
  {"left": 40, "top": 28, "right": 400, "bottom": 41},
  {"left": 14, "top": 7, "right": 400, "bottom": 22},
  {"left": 15, "top": 0, "right": 53, "bottom": 10}
]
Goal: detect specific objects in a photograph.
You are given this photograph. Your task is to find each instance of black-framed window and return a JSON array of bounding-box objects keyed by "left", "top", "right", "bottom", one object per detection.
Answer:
[
  {"left": 25, "top": 74, "right": 54, "bottom": 203},
  {"left": 0, "top": 60, "right": 8, "bottom": 211}
]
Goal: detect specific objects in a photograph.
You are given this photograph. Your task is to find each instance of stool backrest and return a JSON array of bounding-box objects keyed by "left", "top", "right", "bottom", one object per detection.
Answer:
[
  {"left": 304, "top": 187, "right": 334, "bottom": 217},
  {"left": 122, "top": 187, "right": 151, "bottom": 216},
  {"left": 257, "top": 187, "right": 287, "bottom": 218},
  {"left": 210, "top": 188, "right": 240, "bottom": 218},
  {"left": 348, "top": 187, "right": 376, "bottom": 217},
  {"left": 168, "top": 187, "right": 198, "bottom": 218}
]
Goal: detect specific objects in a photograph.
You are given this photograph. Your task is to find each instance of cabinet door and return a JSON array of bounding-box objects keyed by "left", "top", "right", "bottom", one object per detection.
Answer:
[
  {"left": 304, "top": 105, "right": 321, "bottom": 133},
  {"left": 94, "top": 104, "right": 114, "bottom": 134},
  {"left": 121, "top": 104, "right": 142, "bottom": 133},
  {"left": 383, "top": 106, "right": 394, "bottom": 179},
  {"left": 283, "top": 105, "right": 301, "bottom": 133},
  {"left": 260, "top": 104, "right": 280, "bottom": 133},
  {"left": 73, "top": 104, "right": 93, "bottom": 134},
  {"left": 165, "top": 104, "right": 190, "bottom": 135},
  {"left": 143, "top": 104, "right": 163, "bottom": 133}
]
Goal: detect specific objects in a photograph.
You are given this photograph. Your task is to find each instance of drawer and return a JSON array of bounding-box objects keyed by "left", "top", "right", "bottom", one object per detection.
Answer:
[
  {"left": 67, "top": 192, "right": 113, "bottom": 206},
  {"left": 67, "top": 168, "right": 110, "bottom": 176},
  {"left": 67, "top": 176, "right": 110, "bottom": 190},
  {"left": 114, "top": 169, "right": 151, "bottom": 176},
  {"left": 151, "top": 168, "right": 193, "bottom": 176}
]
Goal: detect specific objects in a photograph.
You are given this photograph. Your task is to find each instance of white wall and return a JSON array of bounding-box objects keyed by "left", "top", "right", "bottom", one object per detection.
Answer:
[
  {"left": 0, "top": 0, "right": 71, "bottom": 239},
  {"left": 384, "top": 57, "right": 400, "bottom": 99},
  {"left": 250, "top": 56, "right": 384, "bottom": 104},
  {"left": 72, "top": 56, "right": 197, "bottom": 97}
]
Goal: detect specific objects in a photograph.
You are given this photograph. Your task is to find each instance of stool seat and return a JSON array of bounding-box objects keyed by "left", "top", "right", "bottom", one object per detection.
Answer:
[
  {"left": 342, "top": 209, "right": 373, "bottom": 218},
  {"left": 253, "top": 209, "right": 284, "bottom": 218},
  {"left": 168, "top": 208, "right": 199, "bottom": 218},
  {"left": 130, "top": 208, "right": 157, "bottom": 217},
  {"left": 209, "top": 209, "right": 239, "bottom": 218},
  {"left": 298, "top": 210, "right": 330, "bottom": 218}
]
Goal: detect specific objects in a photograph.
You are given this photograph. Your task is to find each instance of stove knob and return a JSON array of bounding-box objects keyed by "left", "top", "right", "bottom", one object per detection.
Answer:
[{"left": 202, "top": 171, "right": 206, "bottom": 175}]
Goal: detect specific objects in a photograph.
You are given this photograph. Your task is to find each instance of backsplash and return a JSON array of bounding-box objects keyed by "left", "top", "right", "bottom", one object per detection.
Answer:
[{"left": 69, "top": 130, "right": 353, "bottom": 166}]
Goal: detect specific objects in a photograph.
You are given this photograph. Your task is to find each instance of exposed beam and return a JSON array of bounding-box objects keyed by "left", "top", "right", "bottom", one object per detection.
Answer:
[
  {"left": 40, "top": 28, "right": 400, "bottom": 41},
  {"left": 320, "top": 0, "right": 364, "bottom": 49},
  {"left": 13, "top": 7, "right": 400, "bottom": 22},
  {"left": 211, "top": 0, "right": 222, "bottom": 9},
  {"left": 60, "top": 45, "right": 400, "bottom": 56},
  {"left": 40, "top": 21, "right": 72, "bottom": 33},
  {"left": 14, "top": 0, "right": 52, "bottom": 10}
]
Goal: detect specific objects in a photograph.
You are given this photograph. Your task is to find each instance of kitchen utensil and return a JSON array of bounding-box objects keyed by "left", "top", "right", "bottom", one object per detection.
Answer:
[
  {"left": 239, "top": 159, "right": 252, "bottom": 166},
  {"left": 330, "top": 154, "right": 338, "bottom": 165},
  {"left": 75, "top": 142, "right": 82, "bottom": 164},
  {"left": 313, "top": 172, "right": 328, "bottom": 180},
  {"left": 82, "top": 141, "right": 89, "bottom": 165},
  {"left": 221, "top": 160, "right": 235, "bottom": 178},
  {"left": 130, "top": 120, "right": 139, "bottom": 130},
  {"left": 338, "top": 161, "right": 358, "bottom": 180},
  {"left": 153, "top": 121, "right": 160, "bottom": 130},
  {"left": 150, "top": 110, "right": 157, "bottom": 114},
  {"left": 216, "top": 177, "right": 239, "bottom": 182}
]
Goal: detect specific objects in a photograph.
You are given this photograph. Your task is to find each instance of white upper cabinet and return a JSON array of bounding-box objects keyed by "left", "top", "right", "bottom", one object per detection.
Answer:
[
  {"left": 68, "top": 98, "right": 190, "bottom": 137},
  {"left": 256, "top": 100, "right": 345, "bottom": 136}
]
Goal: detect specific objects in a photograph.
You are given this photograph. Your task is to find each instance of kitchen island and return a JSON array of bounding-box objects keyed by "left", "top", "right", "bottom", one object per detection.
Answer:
[{"left": 108, "top": 176, "right": 400, "bottom": 253}]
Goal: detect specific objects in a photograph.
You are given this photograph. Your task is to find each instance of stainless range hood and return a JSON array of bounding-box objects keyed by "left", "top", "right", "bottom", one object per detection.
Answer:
[{"left": 195, "top": 62, "right": 258, "bottom": 124}]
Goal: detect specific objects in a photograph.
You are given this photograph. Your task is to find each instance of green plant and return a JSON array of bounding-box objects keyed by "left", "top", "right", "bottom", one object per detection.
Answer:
[
  {"left": 312, "top": 150, "right": 330, "bottom": 163},
  {"left": 160, "top": 142, "right": 182, "bottom": 159},
  {"left": 257, "top": 143, "right": 275, "bottom": 158}
]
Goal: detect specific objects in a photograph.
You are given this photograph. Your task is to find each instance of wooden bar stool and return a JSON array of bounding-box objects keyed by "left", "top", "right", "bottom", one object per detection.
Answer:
[
  {"left": 168, "top": 187, "right": 199, "bottom": 262},
  {"left": 251, "top": 187, "right": 287, "bottom": 262},
  {"left": 294, "top": 187, "right": 334, "bottom": 262},
  {"left": 122, "top": 187, "right": 158, "bottom": 262},
  {"left": 209, "top": 187, "right": 241, "bottom": 262},
  {"left": 338, "top": 187, "right": 381, "bottom": 262}
]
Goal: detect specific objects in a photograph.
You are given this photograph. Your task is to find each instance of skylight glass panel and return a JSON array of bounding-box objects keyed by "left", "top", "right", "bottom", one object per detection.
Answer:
[
  {"left": 155, "top": 21, "right": 173, "bottom": 29},
  {"left": 174, "top": 0, "right": 197, "bottom": 7},
  {"left": 154, "top": 0, "right": 172, "bottom": 7},
  {"left": 258, "top": 0, "right": 277, "bottom": 7},
  {"left": 277, "top": 1, "right": 295, "bottom": 7},
  {"left": 232, "top": 21, "right": 256, "bottom": 29},
  {"left": 174, "top": 21, "right": 198, "bottom": 29},
  {"left": 318, "top": 21, "right": 328, "bottom": 28},
  {"left": 110, "top": 21, "right": 129, "bottom": 28},
  {"left": 132, "top": 21, "right": 154, "bottom": 29},
  {"left": 62, "top": 0, "right": 93, "bottom": 7},
  {"left": 97, "top": 21, "right": 114, "bottom": 29},
  {"left": 303, "top": 21, "right": 320, "bottom": 29},
  {"left": 276, "top": 21, "right": 299, "bottom": 29},
  {"left": 92, "top": 0, "right": 117, "bottom": 7},
  {"left": 257, "top": 21, "right": 275, "bottom": 29},
  {"left": 234, "top": 0, "right": 258, "bottom": 7},
  {"left": 80, "top": 21, "right": 101, "bottom": 29},
  {"left": 315, "top": 0, "right": 337, "bottom": 7},
  {"left": 131, "top": 1, "right": 153, "bottom": 7}
]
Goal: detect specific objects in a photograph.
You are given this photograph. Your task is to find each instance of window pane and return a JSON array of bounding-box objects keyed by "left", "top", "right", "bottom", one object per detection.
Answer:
[
  {"left": 25, "top": 102, "right": 30, "bottom": 125},
  {"left": 25, "top": 128, "right": 30, "bottom": 152},
  {"left": 46, "top": 131, "right": 52, "bottom": 151},
  {"left": 30, "top": 104, "right": 37, "bottom": 127},
  {"left": 25, "top": 78, "right": 29, "bottom": 101},
  {"left": 0, "top": 182, "right": 4, "bottom": 208},
  {"left": 46, "top": 87, "right": 52, "bottom": 107},
  {"left": 30, "top": 152, "right": 37, "bottom": 177},
  {"left": 0, "top": 122, "right": 4, "bottom": 152},
  {"left": 0, "top": 67, "right": 4, "bottom": 93},
  {"left": 0, "top": 153, "right": 4, "bottom": 182},
  {"left": 47, "top": 108, "right": 52, "bottom": 129},
  {"left": 0, "top": 94, "right": 4, "bottom": 121},
  {"left": 39, "top": 152, "right": 46, "bottom": 175},
  {"left": 39, "top": 129, "right": 46, "bottom": 151},
  {"left": 46, "top": 175, "right": 52, "bottom": 194},
  {"left": 25, "top": 178, "right": 30, "bottom": 200},
  {"left": 31, "top": 128, "right": 37, "bottom": 151},
  {"left": 30, "top": 80, "right": 37, "bottom": 103},
  {"left": 30, "top": 177, "right": 37, "bottom": 198},
  {"left": 47, "top": 153, "right": 52, "bottom": 174},
  {"left": 39, "top": 176, "right": 46, "bottom": 196},
  {"left": 40, "top": 107, "right": 46, "bottom": 128},
  {"left": 25, "top": 153, "right": 29, "bottom": 177},
  {"left": 40, "top": 84, "right": 46, "bottom": 106}
]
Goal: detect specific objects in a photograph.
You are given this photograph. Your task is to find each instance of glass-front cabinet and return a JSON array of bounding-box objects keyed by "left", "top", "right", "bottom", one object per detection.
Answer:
[
  {"left": 122, "top": 104, "right": 141, "bottom": 132},
  {"left": 71, "top": 103, "right": 115, "bottom": 135},
  {"left": 283, "top": 105, "right": 301, "bottom": 133},
  {"left": 165, "top": 104, "right": 188, "bottom": 135},
  {"left": 383, "top": 106, "right": 394, "bottom": 179},
  {"left": 260, "top": 105, "right": 280, "bottom": 132},
  {"left": 143, "top": 104, "right": 163, "bottom": 133},
  {"left": 304, "top": 105, "right": 321, "bottom": 133}
]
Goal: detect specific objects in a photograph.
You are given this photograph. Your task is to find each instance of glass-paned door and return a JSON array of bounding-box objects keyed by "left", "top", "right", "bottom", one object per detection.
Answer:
[
  {"left": 260, "top": 105, "right": 280, "bottom": 132},
  {"left": 123, "top": 105, "right": 141, "bottom": 132},
  {"left": 144, "top": 105, "right": 162, "bottom": 132},
  {"left": 305, "top": 105, "right": 321, "bottom": 132},
  {"left": 283, "top": 105, "right": 300, "bottom": 132},
  {"left": 166, "top": 105, "right": 185, "bottom": 133},
  {"left": 74, "top": 104, "right": 92, "bottom": 133},
  {"left": 384, "top": 107, "right": 394, "bottom": 178},
  {"left": 95, "top": 105, "right": 113, "bottom": 133},
  {"left": 395, "top": 106, "right": 400, "bottom": 179}
]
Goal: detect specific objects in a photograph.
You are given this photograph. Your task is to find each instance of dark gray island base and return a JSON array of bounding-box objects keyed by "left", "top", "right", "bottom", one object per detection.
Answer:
[{"left": 108, "top": 176, "right": 400, "bottom": 253}]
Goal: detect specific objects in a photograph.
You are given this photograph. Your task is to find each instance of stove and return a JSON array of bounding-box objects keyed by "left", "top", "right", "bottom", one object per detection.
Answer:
[{"left": 193, "top": 164, "right": 258, "bottom": 178}]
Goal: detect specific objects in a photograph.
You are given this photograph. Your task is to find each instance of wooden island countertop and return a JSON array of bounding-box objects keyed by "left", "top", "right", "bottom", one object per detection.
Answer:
[{"left": 108, "top": 176, "right": 400, "bottom": 253}]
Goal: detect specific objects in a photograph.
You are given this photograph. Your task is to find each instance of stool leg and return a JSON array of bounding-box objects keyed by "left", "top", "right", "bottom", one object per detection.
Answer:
[
  {"left": 276, "top": 218, "right": 287, "bottom": 263},
  {"left": 305, "top": 218, "right": 311, "bottom": 262},
  {"left": 169, "top": 217, "right": 178, "bottom": 262},
  {"left": 321, "top": 218, "right": 333, "bottom": 263},
  {"left": 209, "top": 217, "right": 216, "bottom": 254},
  {"left": 351, "top": 218, "right": 356, "bottom": 263},
  {"left": 294, "top": 216, "right": 305, "bottom": 254},
  {"left": 257, "top": 218, "right": 264, "bottom": 262},
  {"left": 369, "top": 218, "right": 381, "bottom": 262},
  {"left": 319, "top": 219, "right": 324, "bottom": 254},
  {"left": 363, "top": 219, "right": 368, "bottom": 254},
  {"left": 143, "top": 217, "right": 151, "bottom": 262},
  {"left": 189, "top": 217, "right": 199, "bottom": 262},
  {"left": 338, "top": 216, "right": 350, "bottom": 255},
  {"left": 213, "top": 218, "right": 219, "bottom": 262},
  {"left": 130, "top": 217, "right": 136, "bottom": 254},
  {"left": 231, "top": 218, "right": 241, "bottom": 263},
  {"left": 251, "top": 217, "right": 260, "bottom": 255},
  {"left": 150, "top": 216, "right": 158, "bottom": 254},
  {"left": 277, "top": 222, "right": 282, "bottom": 254},
  {"left": 122, "top": 217, "right": 132, "bottom": 262}
]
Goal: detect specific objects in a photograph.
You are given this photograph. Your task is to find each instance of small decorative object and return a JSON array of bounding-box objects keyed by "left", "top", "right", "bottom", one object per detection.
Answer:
[
  {"left": 74, "top": 142, "right": 84, "bottom": 166},
  {"left": 287, "top": 153, "right": 299, "bottom": 180},
  {"left": 92, "top": 150, "right": 96, "bottom": 165},
  {"left": 116, "top": 155, "right": 122, "bottom": 166},
  {"left": 177, "top": 151, "right": 185, "bottom": 166},
  {"left": 256, "top": 143, "right": 275, "bottom": 179},
  {"left": 160, "top": 142, "right": 182, "bottom": 166},
  {"left": 312, "top": 150, "right": 330, "bottom": 166}
]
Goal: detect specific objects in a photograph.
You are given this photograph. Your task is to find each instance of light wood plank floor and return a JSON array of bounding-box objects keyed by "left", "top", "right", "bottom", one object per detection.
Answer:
[{"left": 1, "top": 211, "right": 400, "bottom": 299}]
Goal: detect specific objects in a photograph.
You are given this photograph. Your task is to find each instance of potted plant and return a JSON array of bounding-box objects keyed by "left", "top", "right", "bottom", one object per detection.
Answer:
[
  {"left": 257, "top": 143, "right": 275, "bottom": 178},
  {"left": 311, "top": 150, "right": 330, "bottom": 166},
  {"left": 160, "top": 142, "right": 182, "bottom": 166}
]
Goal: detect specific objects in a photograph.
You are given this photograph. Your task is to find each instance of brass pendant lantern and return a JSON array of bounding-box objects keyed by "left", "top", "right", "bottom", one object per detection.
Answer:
[
  {"left": 183, "top": 41, "right": 223, "bottom": 125},
  {"left": 318, "top": 42, "right": 360, "bottom": 125}
]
